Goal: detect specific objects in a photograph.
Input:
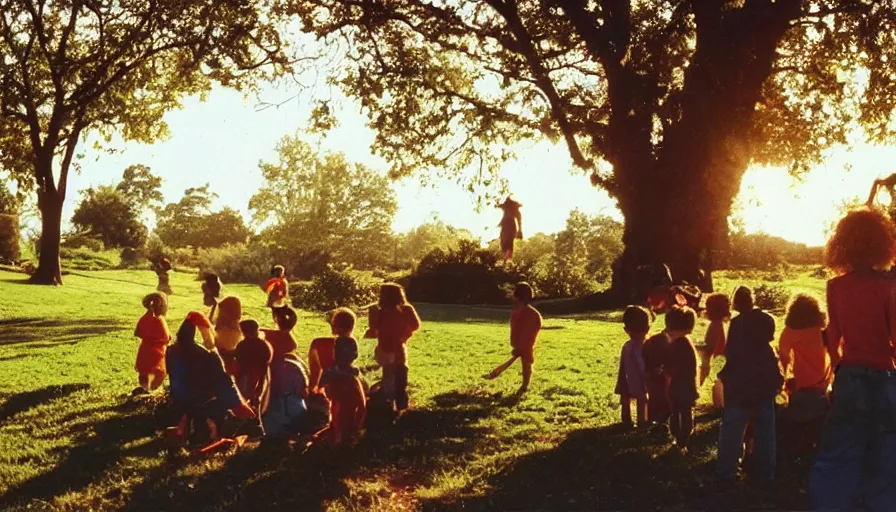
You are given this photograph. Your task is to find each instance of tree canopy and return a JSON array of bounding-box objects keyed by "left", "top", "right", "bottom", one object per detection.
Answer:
[
  {"left": 156, "top": 185, "right": 251, "bottom": 249},
  {"left": 71, "top": 185, "right": 147, "bottom": 249},
  {"left": 115, "top": 164, "right": 163, "bottom": 216},
  {"left": 0, "top": 0, "right": 291, "bottom": 283},
  {"left": 250, "top": 135, "right": 398, "bottom": 269},
  {"left": 287, "top": 0, "right": 896, "bottom": 297}
]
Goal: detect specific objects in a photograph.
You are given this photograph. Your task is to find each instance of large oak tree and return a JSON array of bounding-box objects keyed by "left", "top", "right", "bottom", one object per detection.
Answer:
[
  {"left": 0, "top": 0, "right": 290, "bottom": 284},
  {"left": 287, "top": 0, "right": 896, "bottom": 300}
]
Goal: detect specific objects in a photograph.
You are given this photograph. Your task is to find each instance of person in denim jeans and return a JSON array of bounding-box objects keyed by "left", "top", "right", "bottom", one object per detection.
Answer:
[
  {"left": 809, "top": 208, "right": 896, "bottom": 511},
  {"left": 716, "top": 286, "right": 783, "bottom": 487}
]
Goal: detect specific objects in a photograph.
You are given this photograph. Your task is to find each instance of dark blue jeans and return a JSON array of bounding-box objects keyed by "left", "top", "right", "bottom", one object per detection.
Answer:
[
  {"left": 716, "top": 394, "right": 776, "bottom": 484},
  {"left": 809, "top": 366, "right": 896, "bottom": 511}
]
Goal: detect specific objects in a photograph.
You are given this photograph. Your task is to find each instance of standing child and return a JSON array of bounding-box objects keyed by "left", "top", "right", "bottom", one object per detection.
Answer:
[
  {"left": 320, "top": 326, "right": 366, "bottom": 444},
  {"left": 133, "top": 293, "right": 171, "bottom": 396},
  {"left": 235, "top": 319, "right": 274, "bottom": 437},
  {"left": 614, "top": 306, "right": 653, "bottom": 428},
  {"left": 154, "top": 257, "right": 173, "bottom": 295},
  {"left": 264, "top": 265, "right": 289, "bottom": 309},
  {"left": 367, "top": 283, "right": 421, "bottom": 411},
  {"left": 201, "top": 273, "right": 223, "bottom": 316},
  {"left": 484, "top": 282, "right": 543, "bottom": 394},
  {"left": 309, "top": 308, "right": 357, "bottom": 392},
  {"left": 664, "top": 305, "right": 699, "bottom": 454},
  {"left": 643, "top": 331, "right": 672, "bottom": 426},
  {"left": 700, "top": 293, "right": 732, "bottom": 385}
]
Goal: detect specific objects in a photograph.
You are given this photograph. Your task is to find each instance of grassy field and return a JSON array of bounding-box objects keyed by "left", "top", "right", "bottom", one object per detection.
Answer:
[{"left": 0, "top": 268, "right": 824, "bottom": 511}]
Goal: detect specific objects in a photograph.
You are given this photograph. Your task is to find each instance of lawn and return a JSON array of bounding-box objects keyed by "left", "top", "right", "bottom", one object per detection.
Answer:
[{"left": 0, "top": 268, "right": 824, "bottom": 511}]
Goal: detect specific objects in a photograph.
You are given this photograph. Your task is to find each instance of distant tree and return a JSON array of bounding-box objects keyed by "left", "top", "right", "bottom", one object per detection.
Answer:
[
  {"left": 156, "top": 185, "right": 250, "bottom": 248},
  {"left": 71, "top": 186, "right": 147, "bottom": 249},
  {"left": 0, "top": 181, "right": 18, "bottom": 215},
  {"left": 116, "top": 165, "right": 163, "bottom": 215},
  {"left": 394, "top": 219, "right": 475, "bottom": 268},
  {"left": 0, "top": 1, "right": 290, "bottom": 284},
  {"left": 250, "top": 135, "right": 398, "bottom": 269}
]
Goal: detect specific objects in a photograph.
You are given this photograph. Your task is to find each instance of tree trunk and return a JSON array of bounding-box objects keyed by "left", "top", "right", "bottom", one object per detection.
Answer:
[{"left": 31, "top": 190, "right": 64, "bottom": 285}]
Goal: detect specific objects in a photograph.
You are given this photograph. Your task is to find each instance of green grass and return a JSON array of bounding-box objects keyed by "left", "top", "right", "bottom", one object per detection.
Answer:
[{"left": 0, "top": 268, "right": 824, "bottom": 511}]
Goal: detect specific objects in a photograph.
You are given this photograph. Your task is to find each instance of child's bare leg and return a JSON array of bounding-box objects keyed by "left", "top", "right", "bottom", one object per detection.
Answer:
[
  {"left": 636, "top": 397, "right": 648, "bottom": 427},
  {"left": 520, "top": 361, "right": 532, "bottom": 392},
  {"left": 620, "top": 395, "right": 633, "bottom": 425},
  {"left": 138, "top": 374, "right": 149, "bottom": 390},
  {"left": 484, "top": 356, "right": 518, "bottom": 379},
  {"left": 699, "top": 353, "right": 712, "bottom": 386},
  {"left": 148, "top": 370, "right": 166, "bottom": 391}
]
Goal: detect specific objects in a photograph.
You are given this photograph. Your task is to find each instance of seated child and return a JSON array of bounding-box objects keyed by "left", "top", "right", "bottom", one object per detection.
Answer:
[
  {"left": 166, "top": 312, "right": 254, "bottom": 447},
  {"left": 485, "top": 282, "right": 542, "bottom": 394},
  {"left": 235, "top": 320, "right": 274, "bottom": 437},
  {"left": 214, "top": 296, "right": 243, "bottom": 375},
  {"left": 664, "top": 305, "right": 699, "bottom": 454},
  {"left": 642, "top": 331, "right": 671, "bottom": 426},
  {"left": 263, "top": 265, "right": 289, "bottom": 308},
  {"left": 308, "top": 308, "right": 356, "bottom": 392},
  {"left": 262, "top": 356, "right": 311, "bottom": 438},
  {"left": 133, "top": 293, "right": 171, "bottom": 396},
  {"left": 320, "top": 333, "right": 366, "bottom": 445},
  {"left": 614, "top": 305, "right": 652, "bottom": 428},
  {"left": 700, "top": 293, "right": 731, "bottom": 385},
  {"left": 262, "top": 306, "right": 299, "bottom": 360}
]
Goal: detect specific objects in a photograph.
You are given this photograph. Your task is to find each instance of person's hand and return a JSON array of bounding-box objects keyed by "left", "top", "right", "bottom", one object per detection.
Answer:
[{"left": 516, "top": 231, "right": 523, "bottom": 239}]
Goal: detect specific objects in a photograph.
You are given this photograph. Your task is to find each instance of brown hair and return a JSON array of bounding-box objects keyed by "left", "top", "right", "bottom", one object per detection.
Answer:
[
  {"left": 142, "top": 292, "right": 168, "bottom": 316},
  {"left": 705, "top": 293, "right": 731, "bottom": 322},
  {"left": 733, "top": 286, "right": 754, "bottom": 313},
  {"left": 785, "top": 294, "right": 827, "bottom": 330},
  {"left": 379, "top": 283, "right": 408, "bottom": 309},
  {"left": 825, "top": 207, "right": 896, "bottom": 274},
  {"left": 623, "top": 305, "right": 652, "bottom": 334},
  {"left": 239, "top": 319, "right": 260, "bottom": 338},
  {"left": 330, "top": 307, "right": 356, "bottom": 332},
  {"left": 272, "top": 306, "right": 298, "bottom": 331},
  {"left": 665, "top": 305, "right": 696, "bottom": 333},
  {"left": 513, "top": 282, "right": 534, "bottom": 303}
]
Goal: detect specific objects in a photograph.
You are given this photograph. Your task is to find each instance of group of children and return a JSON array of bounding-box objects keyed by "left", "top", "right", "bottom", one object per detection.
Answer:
[
  {"left": 614, "top": 207, "right": 896, "bottom": 510},
  {"left": 133, "top": 265, "right": 421, "bottom": 448}
]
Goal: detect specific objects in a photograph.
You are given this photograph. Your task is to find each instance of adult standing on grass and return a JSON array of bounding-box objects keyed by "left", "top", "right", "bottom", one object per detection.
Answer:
[
  {"left": 716, "top": 286, "right": 783, "bottom": 488},
  {"left": 809, "top": 208, "right": 896, "bottom": 511},
  {"left": 484, "top": 282, "right": 543, "bottom": 394}
]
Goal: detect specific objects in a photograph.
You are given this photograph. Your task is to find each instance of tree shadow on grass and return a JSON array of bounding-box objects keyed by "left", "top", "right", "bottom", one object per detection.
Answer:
[
  {"left": 0, "top": 399, "right": 163, "bottom": 510},
  {"left": 428, "top": 408, "right": 810, "bottom": 511},
  {"left": 0, "top": 383, "right": 91, "bottom": 423},
  {"left": 124, "top": 389, "right": 499, "bottom": 511},
  {"left": 0, "top": 318, "right": 129, "bottom": 346}
]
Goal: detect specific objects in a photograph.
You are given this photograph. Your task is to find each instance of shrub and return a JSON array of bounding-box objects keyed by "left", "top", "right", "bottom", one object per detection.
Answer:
[
  {"left": 753, "top": 284, "right": 790, "bottom": 313},
  {"left": 811, "top": 266, "right": 830, "bottom": 279},
  {"left": 0, "top": 214, "right": 21, "bottom": 264},
  {"left": 120, "top": 246, "right": 141, "bottom": 268},
  {"left": 194, "top": 243, "right": 272, "bottom": 285},
  {"left": 60, "top": 247, "right": 119, "bottom": 271},
  {"left": 291, "top": 266, "right": 379, "bottom": 311},
  {"left": 62, "top": 232, "right": 105, "bottom": 252}
]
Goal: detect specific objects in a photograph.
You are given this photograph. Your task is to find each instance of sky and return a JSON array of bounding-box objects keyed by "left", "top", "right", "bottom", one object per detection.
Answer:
[{"left": 50, "top": 81, "right": 896, "bottom": 248}]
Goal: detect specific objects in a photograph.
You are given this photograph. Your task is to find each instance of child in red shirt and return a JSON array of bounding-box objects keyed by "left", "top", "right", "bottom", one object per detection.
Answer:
[
  {"left": 261, "top": 306, "right": 299, "bottom": 360},
  {"left": 263, "top": 265, "right": 289, "bottom": 308},
  {"left": 367, "top": 284, "right": 421, "bottom": 411},
  {"left": 485, "top": 282, "right": 543, "bottom": 393},
  {"left": 309, "top": 308, "right": 357, "bottom": 392},
  {"left": 133, "top": 293, "right": 171, "bottom": 396}
]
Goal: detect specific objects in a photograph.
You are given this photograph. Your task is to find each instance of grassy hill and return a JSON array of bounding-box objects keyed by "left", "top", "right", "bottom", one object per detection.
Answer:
[{"left": 0, "top": 268, "right": 823, "bottom": 511}]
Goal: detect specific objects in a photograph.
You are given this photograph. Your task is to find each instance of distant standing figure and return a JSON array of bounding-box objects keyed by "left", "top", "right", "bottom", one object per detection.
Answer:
[
  {"left": 264, "top": 265, "right": 289, "bottom": 308},
  {"left": 498, "top": 197, "right": 523, "bottom": 262},
  {"left": 202, "top": 273, "right": 223, "bottom": 316},
  {"left": 155, "top": 258, "right": 173, "bottom": 295},
  {"left": 810, "top": 208, "right": 896, "bottom": 511},
  {"left": 484, "top": 282, "right": 543, "bottom": 394},
  {"left": 133, "top": 292, "right": 171, "bottom": 396},
  {"left": 615, "top": 305, "right": 653, "bottom": 428}
]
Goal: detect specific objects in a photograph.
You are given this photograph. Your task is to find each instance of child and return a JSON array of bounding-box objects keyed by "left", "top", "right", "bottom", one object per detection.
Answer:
[
  {"left": 700, "top": 293, "right": 731, "bottom": 385},
  {"left": 235, "top": 319, "right": 274, "bottom": 437},
  {"left": 811, "top": 208, "right": 896, "bottom": 510},
  {"left": 320, "top": 325, "right": 366, "bottom": 444},
  {"left": 214, "top": 296, "right": 243, "bottom": 375},
  {"left": 717, "top": 286, "right": 783, "bottom": 487},
  {"left": 664, "top": 305, "right": 699, "bottom": 454},
  {"left": 261, "top": 306, "right": 299, "bottom": 360},
  {"left": 642, "top": 330, "right": 672, "bottom": 426},
  {"left": 201, "top": 273, "right": 223, "bottom": 314},
  {"left": 614, "top": 305, "right": 652, "bottom": 428},
  {"left": 154, "top": 257, "right": 173, "bottom": 295},
  {"left": 497, "top": 197, "right": 523, "bottom": 262},
  {"left": 309, "top": 308, "right": 357, "bottom": 392},
  {"left": 263, "top": 265, "right": 289, "bottom": 309},
  {"left": 367, "top": 283, "right": 421, "bottom": 410},
  {"left": 133, "top": 292, "right": 171, "bottom": 396},
  {"left": 484, "top": 282, "right": 543, "bottom": 394}
]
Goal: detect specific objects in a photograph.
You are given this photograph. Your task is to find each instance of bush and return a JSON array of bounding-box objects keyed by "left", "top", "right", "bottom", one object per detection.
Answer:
[
  {"left": 60, "top": 247, "right": 119, "bottom": 271},
  {"left": 0, "top": 214, "right": 21, "bottom": 264},
  {"left": 62, "top": 232, "right": 105, "bottom": 252},
  {"left": 195, "top": 243, "right": 272, "bottom": 285},
  {"left": 291, "top": 266, "right": 379, "bottom": 311},
  {"left": 405, "top": 240, "right": 528, "bottom": 305},
  {"left": 753, "top": 284, "right": 790, "bottom": 313},
  {"left": 120, "top": 246, "right": 141, "bottom": 268},
  {"left": 811, "top": 266, "right": 830, "bottom": 279}
]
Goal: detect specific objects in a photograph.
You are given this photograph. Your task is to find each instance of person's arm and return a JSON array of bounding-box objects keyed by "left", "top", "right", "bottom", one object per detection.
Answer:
[
  {"left": 365, "top": 306, "right": 380, "bottom": 338},
  {"left": 514, "top": 210, "right": 523, "bottom": 239},
  {"left": 825, "top": 280, "right": 843, "bottom": 368},
  {"left": 404, "top": 304, "right": 421, "bottom": 333},
  {"left": 778, "top": 329, "right": 793, "bottom": 377}
]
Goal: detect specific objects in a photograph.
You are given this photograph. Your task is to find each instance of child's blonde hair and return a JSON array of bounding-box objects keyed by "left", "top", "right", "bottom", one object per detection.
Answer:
[{"left": 216, "top": 296, "right": 242, "bottom": 330}]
